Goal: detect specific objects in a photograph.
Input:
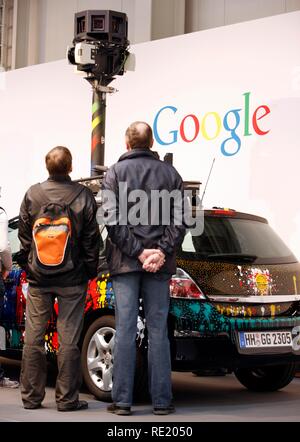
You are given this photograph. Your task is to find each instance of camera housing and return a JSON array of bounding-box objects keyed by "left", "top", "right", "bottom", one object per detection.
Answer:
[
  {"left": 67, "top": 10, "right": 130, "bottom": 83},
  {"left": 74, "top": 10, "right": 128, "bottom": 45}
]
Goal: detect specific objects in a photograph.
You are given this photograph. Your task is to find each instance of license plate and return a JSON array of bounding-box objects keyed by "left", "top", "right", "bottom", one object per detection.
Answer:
[{"left": 239, "top": 331, "right": 292, "bottom": 349}]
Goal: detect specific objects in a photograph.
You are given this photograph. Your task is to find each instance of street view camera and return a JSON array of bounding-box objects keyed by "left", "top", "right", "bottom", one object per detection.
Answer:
[
  {"left": 67, "top": 10, "right": 130, "bottom": 85},
  {"left": 67, "top": 10, "right": 132, "bottom": 176}
]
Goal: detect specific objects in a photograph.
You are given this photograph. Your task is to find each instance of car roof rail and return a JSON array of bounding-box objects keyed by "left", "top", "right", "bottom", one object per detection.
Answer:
[
  {"left": 73, "top": 174, "right": 105, "bottom": 196},
  {"left": 183, "top": 181, "right": 201, "bottom": 192}
]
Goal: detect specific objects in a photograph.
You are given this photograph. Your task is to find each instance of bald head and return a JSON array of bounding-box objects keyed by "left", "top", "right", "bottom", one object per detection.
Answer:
[
  {"left": 45, "top": 146, "right": 72, "bottom": 176},
  {"left": 125, "top": 122, "right": 154, "bottom": 150}
]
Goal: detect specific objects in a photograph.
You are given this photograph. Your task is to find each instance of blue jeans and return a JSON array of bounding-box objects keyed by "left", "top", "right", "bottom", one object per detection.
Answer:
[{"left": 112, "top": 272, "right": 172, "bottom": 408}]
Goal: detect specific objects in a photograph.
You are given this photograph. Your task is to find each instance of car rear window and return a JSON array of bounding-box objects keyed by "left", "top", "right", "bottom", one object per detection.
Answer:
[{"left": 180, "top": 216, "right": 297, "bottom": 265}]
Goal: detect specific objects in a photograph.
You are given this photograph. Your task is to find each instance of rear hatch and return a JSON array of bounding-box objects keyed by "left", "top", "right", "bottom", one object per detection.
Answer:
[{"left": 177, "top": 210, "right": 300, "bottom": 318}]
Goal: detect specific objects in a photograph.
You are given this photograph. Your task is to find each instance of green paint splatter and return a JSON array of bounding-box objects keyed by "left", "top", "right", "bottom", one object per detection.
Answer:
[{"left": 189, "top": 303, "right": 201, "bottom": 314}]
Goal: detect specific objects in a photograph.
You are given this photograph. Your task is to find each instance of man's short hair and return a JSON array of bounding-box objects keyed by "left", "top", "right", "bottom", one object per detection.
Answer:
[
  {"left": 125, "top": 122, "right": 153, "bottom": 150},
  {"left": 45, "top": 146, "right": 72, "bottom": 176}
]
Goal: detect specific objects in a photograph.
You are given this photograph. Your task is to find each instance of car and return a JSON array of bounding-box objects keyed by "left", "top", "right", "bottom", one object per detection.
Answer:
[{"left": 1, "top": 191, "right": 300, "bottom": 401}]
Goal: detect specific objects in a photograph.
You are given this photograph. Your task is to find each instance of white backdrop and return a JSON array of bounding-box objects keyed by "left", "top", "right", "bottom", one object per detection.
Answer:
[{"left": 0, "top": 11, "right": 300, "bottom": 258}]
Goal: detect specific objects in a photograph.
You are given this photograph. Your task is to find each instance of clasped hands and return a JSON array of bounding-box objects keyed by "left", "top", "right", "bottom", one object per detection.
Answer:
[{"left": 138, "top": 249, "right": 166, "bottom": 273}]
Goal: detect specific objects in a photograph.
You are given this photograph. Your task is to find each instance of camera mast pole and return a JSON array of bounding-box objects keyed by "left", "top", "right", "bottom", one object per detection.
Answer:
[
  {"left": 87, "top": 78, "right": 117, "bottom": 176},
  {"left": 91, "top": 82, "right": 106, "bottom": 175}
]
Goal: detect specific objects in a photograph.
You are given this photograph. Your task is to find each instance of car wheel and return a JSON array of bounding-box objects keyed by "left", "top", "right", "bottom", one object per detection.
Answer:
[
  {"left": 81, "top": 315, "right": 148, "bottom": 402},
  {"left": 234, "top": 362, "right": 297, "bottom": 392}
]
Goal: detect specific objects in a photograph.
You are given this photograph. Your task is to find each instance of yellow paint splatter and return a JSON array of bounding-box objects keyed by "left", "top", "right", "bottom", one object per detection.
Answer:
[
  {"left": 293, "top": 276, "right": 298, "bottom": 294},
  {"left": 270, "top": 305, "right": 276, "bottom": 317},
  {"left": 97, "top": 280, "right": 107, "bottom": 307}
]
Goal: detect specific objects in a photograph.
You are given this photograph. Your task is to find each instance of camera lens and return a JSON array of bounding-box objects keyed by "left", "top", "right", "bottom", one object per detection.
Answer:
[
  {"left": 92, "top": 16, "right": 105, "bottom": 31},
  {"left": 77, "top": 17, "right": 86, "bottom": 34}
]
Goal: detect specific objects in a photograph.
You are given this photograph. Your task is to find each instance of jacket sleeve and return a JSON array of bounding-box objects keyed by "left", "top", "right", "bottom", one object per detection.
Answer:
[
  {"left": 18, "top": 192, "right": 33, "bottom": 262},
  {"left": 156, "top": 174, "right": 187, "bottom": 256},
  {"left": 101, "top": 167, "right": 144, "bottom": 259},
  {"left": 81, "top": 188, "right": 101, "bottom": 280}
]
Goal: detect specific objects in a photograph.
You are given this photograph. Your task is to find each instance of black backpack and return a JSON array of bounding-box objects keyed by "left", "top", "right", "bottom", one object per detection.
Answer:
[{"left": 29, "top": 183, "right": 84, "bottom": 276}]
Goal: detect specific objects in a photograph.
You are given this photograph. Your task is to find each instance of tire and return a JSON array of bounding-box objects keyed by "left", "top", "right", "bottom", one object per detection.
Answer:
[
  {"left": 234, "top": 362, "right": 297, "bottom": 392},
  {"left": 81, "top": 315, "right": 148, "bottom": 402}
]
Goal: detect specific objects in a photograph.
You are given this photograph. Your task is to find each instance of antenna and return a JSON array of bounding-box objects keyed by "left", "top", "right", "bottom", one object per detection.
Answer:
[{"left": 200, "top": 158, "right": 216, "bottom": 209}]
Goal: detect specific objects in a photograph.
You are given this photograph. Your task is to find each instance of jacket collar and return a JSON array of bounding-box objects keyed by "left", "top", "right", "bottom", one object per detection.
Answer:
[
  {"left": 118, "top": 148, "right": 158, "bottom": 162},
  {"left": 48, "top": 175, "right": 72, "bottom": 182}
]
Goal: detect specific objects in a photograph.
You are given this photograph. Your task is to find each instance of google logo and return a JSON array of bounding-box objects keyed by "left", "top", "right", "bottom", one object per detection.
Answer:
[{"left": 153, "top": 92, "right": 271, "bottom": 157}]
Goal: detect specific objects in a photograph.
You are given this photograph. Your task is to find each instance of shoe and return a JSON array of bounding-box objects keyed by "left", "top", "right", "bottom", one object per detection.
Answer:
[
  {"left": 107, "top": 403, "right": 132, "bottom": 416},
  {"left": 24, "top": 403, "right": 42, "bottom": 410},
  {"left": 0, "top": 377, "right": 19, "bottom": 389},
  {"left": 57, "top": 400, "right": 88, "bottom": 412},
  {"left": 153, "top": 404, "right": 176, "bottom": 415}
]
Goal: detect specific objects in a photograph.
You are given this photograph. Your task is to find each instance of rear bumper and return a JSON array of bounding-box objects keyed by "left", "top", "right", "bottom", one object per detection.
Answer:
[
  {"left": 171, "top": 335, "right": 300, "bottom": 371},
  {"left": 170, "top": 301, "right": 300, "bottom": 370}
]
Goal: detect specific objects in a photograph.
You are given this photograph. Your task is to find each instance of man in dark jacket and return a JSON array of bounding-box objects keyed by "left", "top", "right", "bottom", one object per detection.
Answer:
[
  {"left": 102, "top": 122, "right": 186, "bottom": 416},
  {"left": 18, "top": 146, "right": 100, "bottom": 411}
]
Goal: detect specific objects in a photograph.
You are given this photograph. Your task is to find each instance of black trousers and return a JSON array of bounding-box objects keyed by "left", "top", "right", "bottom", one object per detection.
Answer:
[{"left": 20, "top": 283, "right": 87, "bottom": 408}]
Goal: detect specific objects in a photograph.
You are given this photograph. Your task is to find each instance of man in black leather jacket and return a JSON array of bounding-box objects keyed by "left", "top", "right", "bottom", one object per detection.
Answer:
[
  {"left": 103, "top": 122, "right": 186, "bottom": 416},
  {"left": 18, "top": 146, "right": 100, "bottom": 412}
]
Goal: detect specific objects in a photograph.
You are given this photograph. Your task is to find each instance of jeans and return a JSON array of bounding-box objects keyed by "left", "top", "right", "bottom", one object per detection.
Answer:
[
  {"left": 20, "top": 283, "right": 87, "bottom": 408},
  {"left": 112, "top": 272, "right": 172, "bottom": 408}
]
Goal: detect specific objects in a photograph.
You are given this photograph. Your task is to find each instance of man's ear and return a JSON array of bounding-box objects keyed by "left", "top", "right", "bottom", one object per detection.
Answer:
[
  {"left": 150, "top": 138, "right": 154, "bottom": 149},
  {"left": 126, "top": 142, "right": 131, "bottom": 151}
]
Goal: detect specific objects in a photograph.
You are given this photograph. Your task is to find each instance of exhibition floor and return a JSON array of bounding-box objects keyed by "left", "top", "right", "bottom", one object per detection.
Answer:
[{"left": 1, "top": 359, "right": 300, "bottom": 422}]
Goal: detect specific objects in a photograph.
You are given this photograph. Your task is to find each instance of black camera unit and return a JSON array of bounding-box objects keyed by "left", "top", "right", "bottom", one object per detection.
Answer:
[
  {"left": 74, "top": 10, "right": 128, "bottom": 45},
  {"left": 67, "top": 10, "right": 129, "bottom": 84}
]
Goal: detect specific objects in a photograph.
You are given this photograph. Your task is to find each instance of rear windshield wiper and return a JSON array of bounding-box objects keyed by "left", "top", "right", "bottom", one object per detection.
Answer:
[{"left": 206, "top": 253, "right": 258, "bottom": 263}]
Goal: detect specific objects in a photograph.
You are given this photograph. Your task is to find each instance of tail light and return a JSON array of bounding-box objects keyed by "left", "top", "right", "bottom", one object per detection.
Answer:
[
  {"left": 212, "top": 208, "right": 236, "bottom": 216},
  {"left": 170, "top": 268, "right": 206, "bottom": 300}
]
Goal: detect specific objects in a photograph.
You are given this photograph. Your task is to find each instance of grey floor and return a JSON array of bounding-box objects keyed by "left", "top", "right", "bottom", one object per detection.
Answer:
[{"left": 1, "top": 358, "right": 300, "bottom": 422}]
